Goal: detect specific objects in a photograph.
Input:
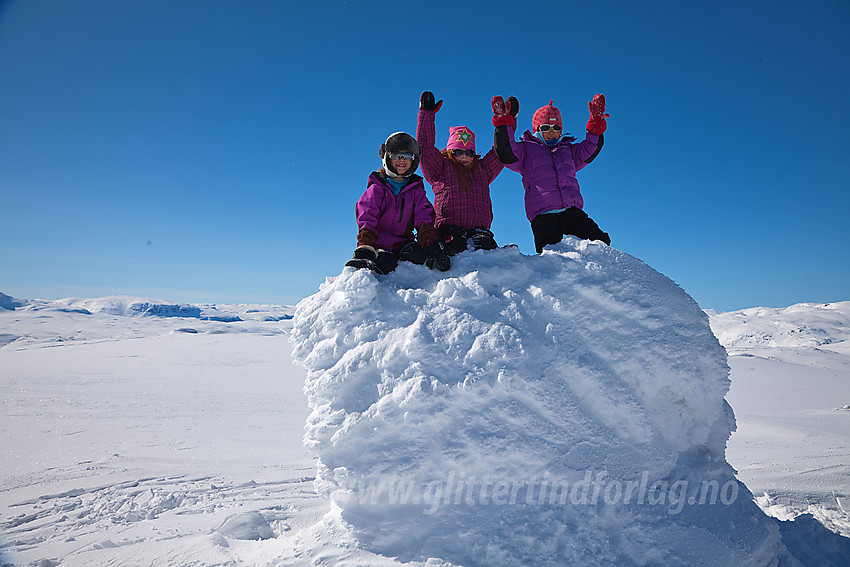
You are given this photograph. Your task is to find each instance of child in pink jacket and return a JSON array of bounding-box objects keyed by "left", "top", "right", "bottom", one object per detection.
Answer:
[
  {"left": 345, "top": 132, "right": 450, "bottom": 274},
  {"left": 417, "top": 91, "right": 505, "bottom": 254},
  {"left": 493, "top": 95, "right": 611, "bottom": 253}
]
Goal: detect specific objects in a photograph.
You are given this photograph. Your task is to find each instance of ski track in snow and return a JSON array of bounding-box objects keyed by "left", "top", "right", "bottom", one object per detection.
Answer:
[
  {"left": 0, "top": 300, "right": 329, "bottom": 566},
  {"left": 2, "top": 469, "right": 318, "bottom": 566}
]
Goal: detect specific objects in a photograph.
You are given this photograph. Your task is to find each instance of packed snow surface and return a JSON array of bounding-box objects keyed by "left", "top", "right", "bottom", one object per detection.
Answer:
[{"left": 291, "top": 238, "right": 803, "bottom": 566}]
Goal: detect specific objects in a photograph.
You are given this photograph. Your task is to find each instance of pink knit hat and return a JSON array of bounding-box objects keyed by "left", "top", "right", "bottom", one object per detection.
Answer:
[
  {"left": 446, "top": 126, "right": 475, "bottom": 151},
  {"left": 532, "top": 100, "right": 562, "bottom": 132}
]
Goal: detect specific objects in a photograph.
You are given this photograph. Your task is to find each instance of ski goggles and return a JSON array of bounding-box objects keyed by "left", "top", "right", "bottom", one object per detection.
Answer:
[
  {"left": 451, "top": 149, "right": 475, "bottom": 158},
  {"left": 538, "top": 124, "right": 562, "bottom": 132},
  {"left": 388, "top": 151, "right": 415, "bottom": 161}
]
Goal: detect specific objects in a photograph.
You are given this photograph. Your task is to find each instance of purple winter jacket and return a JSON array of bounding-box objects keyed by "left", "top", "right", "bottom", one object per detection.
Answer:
[
  {"left": 503, "top": 125, "right": 602, "bottom": 221},
  {"left": 355, "top": 170, "right": 438, "bottom": 253}
]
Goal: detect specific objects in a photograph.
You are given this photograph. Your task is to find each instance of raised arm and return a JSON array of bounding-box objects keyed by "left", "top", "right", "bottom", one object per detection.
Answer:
[
  {"left": 492, "top": 95, "right": 524, "bottom": 171},
  {"left": 480, "top": 147, "right": 505, "bottom": 184},
  {"left": 573, "top": 94, "right": 608, "bottom": 167},
  {"left": 416, "top": 91, "right": 447, "bottom": 182}
]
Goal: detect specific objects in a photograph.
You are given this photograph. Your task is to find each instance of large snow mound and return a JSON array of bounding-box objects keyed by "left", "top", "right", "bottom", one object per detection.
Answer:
[{"left": 291, "top": 239, "right": 796, "bottom": 566}]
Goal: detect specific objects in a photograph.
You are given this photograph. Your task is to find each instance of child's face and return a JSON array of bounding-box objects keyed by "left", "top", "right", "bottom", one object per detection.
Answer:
[
  {"left": 390, "top": 156, "right": 412, "bottom": 175},
  {"left": 540, "top": 125, "right": 561, "bottom": 141},
  {"left": 452, "top": 149, "right": 474, "bottom": 168}
]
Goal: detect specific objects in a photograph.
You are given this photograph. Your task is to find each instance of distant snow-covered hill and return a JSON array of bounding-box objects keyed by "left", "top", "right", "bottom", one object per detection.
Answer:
[
  {"left": 1, "top": 292, "right": 294, "bottom": 321},
  {"left": 0, "top": 292, "right": 25, "bottom": 311},
  {"left": 708, "top": 301, "right": 850, "bottom": 353}
]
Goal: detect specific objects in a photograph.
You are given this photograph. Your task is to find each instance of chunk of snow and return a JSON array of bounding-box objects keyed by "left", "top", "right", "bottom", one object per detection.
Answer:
[{"left": 292, "top": 238, "right": 794, "bottom": 566}]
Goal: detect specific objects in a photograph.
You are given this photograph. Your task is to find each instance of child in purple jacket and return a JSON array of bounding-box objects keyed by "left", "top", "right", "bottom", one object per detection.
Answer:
[
  {"left": 417, "top": 91, "right": 505, "bottom": 255},
  {"left": 345, "top": 132, "right": 450, "bottom": 274},
  {"left": 492, "top": 95, "right": 611, "bottom": 253}
]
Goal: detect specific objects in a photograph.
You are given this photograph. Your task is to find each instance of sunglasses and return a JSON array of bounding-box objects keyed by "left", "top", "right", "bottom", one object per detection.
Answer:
[
  {"left": 539, "top": 124, "right": 562, "bottom": 132},
  {"left": 388, "top": 151, "right": 415, "bottom": 161},
  {"left": 452, "top": 149, "right": 475, "bottom": 158}
]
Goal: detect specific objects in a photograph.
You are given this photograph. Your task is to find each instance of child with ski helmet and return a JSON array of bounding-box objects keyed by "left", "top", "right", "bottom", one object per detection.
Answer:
[
  {"left": 345, "top": 131, "right": 450, "bottom": 274},
  {"left": 416, "top": 91, "right": 505, "bottom": 255},
  {"left": 492, "top": 94, "right": 611, "bottom": 253}
]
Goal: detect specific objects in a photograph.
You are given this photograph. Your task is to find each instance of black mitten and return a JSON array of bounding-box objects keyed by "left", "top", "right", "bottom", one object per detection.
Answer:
[
  {"left": 468, "top": 228, "right": 498, "bottom": 251},
  {"left": 420, "top": 91, "right": 443, "bottom": 112},
  {"left": 345, "top": 245, "right": 378, "bottom": 270},
  {"left": 352, "top": 245, "right": 377, "bottom": 262},
  {"left": 425, "top": 241, "right": 451, "bottom": 272}
]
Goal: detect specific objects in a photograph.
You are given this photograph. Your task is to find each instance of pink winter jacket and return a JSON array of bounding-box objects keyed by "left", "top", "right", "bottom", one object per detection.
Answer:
[
  {"left": 502, "top": 125, "right": 602, "bottom": 221},
  {"left": 417, "top": 110, "right": 504, "bottom": 229},
  {"left": 354, "top": 170, "right": 438, "bottom": 253}
]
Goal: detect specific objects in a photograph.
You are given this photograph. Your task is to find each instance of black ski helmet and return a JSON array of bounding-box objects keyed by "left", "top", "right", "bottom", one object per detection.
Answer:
[{"left": 379, "top": 132, "right": 420, "bottom": 178}]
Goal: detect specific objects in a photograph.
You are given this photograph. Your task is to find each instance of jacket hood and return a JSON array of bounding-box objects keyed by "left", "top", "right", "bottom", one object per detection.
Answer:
[
  {"left": 370, "top": 169, "right": 423, "bottom": 188},
  {"left": 522, "top": 130, "right": 577, "bottom": 145}
]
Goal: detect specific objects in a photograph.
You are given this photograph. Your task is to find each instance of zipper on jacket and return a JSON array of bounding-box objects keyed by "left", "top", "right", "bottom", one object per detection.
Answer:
[
  {"left": 398, "top": 196, "right": 406, "bottom": 224},
  {"left": 550, "top": 151, "right": 565, "bottom": 209}
]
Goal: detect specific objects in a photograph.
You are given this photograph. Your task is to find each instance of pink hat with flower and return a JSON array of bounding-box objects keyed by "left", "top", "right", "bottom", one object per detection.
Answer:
[
  {"left": 532, "top": 100, "right": 562, "bottom": 132},
  {"left": 446, "top": 126, "right": 475, "bottom": 152}
]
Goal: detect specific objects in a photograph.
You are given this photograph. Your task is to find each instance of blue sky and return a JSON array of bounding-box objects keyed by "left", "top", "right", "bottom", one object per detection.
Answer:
[{"left": 1, "top": 0, "right": 848, "bottom": 311}]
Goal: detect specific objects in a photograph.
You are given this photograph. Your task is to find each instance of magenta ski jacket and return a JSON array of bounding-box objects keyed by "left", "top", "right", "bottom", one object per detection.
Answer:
[
  {"left": 416, "top": 110, "right": 504, "bottom": 230},
  {"left": 355, "top": 170, "right": 438, "bottom": 253},
  {"left": 502, "top": 125, "right": 602, "bottom": 221}
]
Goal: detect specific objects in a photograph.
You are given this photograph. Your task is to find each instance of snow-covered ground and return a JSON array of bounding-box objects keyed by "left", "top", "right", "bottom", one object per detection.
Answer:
[
  {"left": 711, "top": 302, "right": 850, "bottom": 540},
  {"left": 1, "top": 245, "right": 848, "bottom": 566}
]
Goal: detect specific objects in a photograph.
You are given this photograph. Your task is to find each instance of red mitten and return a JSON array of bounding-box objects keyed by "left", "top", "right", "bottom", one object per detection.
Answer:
[
  {"left": 586, "top": 94, "right": 609, "bottom": 135},
  {"left": 492, "top": 95, "right": 517, "bottom": 128}
]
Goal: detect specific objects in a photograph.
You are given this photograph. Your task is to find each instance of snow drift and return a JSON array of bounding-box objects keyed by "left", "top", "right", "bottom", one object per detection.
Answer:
[{"left": 291, "top": 238, "right": 797, "bottom": 566}]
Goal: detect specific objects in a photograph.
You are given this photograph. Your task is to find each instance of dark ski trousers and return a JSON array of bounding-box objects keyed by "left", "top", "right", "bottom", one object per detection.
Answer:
[
  {"left": 438, "top": 225, "right": 498, "bottom": 255},
  {"left": 530, "top": 207, "right": 610, "bottom": 253}
]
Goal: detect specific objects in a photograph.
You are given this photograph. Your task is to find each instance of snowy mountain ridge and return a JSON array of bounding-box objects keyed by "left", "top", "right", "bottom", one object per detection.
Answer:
[
  {"left": 708, "top": 301, "right": 850, "bottom": 352},
  {"left": 0, "top": 292, "right": 294, "bottom": 323},
  {"left": 5, "top": 292, "right": 847, "bottom": 343},
  {"left": 0, "top": 292, "right": 25, "bottom": 311}
]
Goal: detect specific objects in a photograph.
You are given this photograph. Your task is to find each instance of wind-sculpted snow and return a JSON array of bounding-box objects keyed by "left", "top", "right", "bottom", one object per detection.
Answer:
[{"left": 292, "top": 238, "right": 796, "bottom": 566}]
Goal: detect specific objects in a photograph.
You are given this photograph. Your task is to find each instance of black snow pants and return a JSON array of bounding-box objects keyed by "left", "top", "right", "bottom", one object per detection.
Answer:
[{"left": 530, "top": 207, "right": 610, "bottom": 253}]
